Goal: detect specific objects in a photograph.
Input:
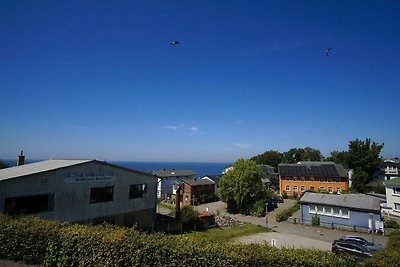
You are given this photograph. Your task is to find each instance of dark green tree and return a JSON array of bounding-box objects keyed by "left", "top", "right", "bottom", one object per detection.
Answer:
[
  {"left": 180, "top": 205, "right": 199, "bottom": 230},
  {"left": 303, "top": 147, "right": 323, "bottom": 161},
  {"left": 250, "top": 150, "right": 283, "bottom": 168},
  {"left": 218, "top": 159, "right": 265, "bottom": 214},
  {"left": 283, "top": 147, "right": 322, "bottom": 163},
  {"left": 347, "top": 138, "right": 384, "bottom": 192},
  {"left": 326, "top": 150, "right": 350, "bottom": 168},
  {"left": 0, "top": 160, "right": 9, "bottom": 169}
]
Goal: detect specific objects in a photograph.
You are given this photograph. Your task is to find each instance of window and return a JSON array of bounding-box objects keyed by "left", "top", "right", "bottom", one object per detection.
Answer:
[
  {"left": 129, "top": 184, "right": 147, "bottom": 199},
  {"left": 309, "top": 204, "right": 316, "bottom": 213},
  {"left": 336, "top": 188, "right": 341, "bottom": 193},
  {"left": 286, "top": 185, "right": 290, "bottom": 191},
  {"left": 293, "top": 177, "right": 297, "bottom": 181},
  {"left": 293, "top": 186, "right": 298, "bottom": 192},
  {"left": 301, "top": 185, "right": 305, "bottom": 192},
  {"left": 309, "top": 205, "right": 349, "bottom": 219},
  {"left": 394, "top": 203, "right": 400, "bottom": 211},
  {"left": 342, "top": 208, "right": 349, "bottom": 218},
  {"left": 328, "top": 178, "right": 333, "bottom": 183},
  {"left": 393, "top": 188, "right": 400, "bottom": 196},
  {"left": 286, "top": 177, "right": 290, "bottom": 181},
  {"left": 310, "top": 177, "right": 315, "bottom": 182},
  {"left": 319, "top": 177, "right": 325, "bottom": 182},
  {"left": 336, "top": 178, "right": 341, "bottom": 183},
  {"left": 90, "top": 186, "right": 114, "bottom": 203},
  {"left": 319, "top": 186, "right": 325, "bottom": 190},
  {"left": 4, "top": 194, "right": 54, "bottom": 215},
  {"left": 333, "top": 207, "right": 340, "bottom": 216},
  {"left": 328, "top": 187, "right": 333, "bottom": 193},
  {"left": 310, "top": 186, "right": 315, "bottom": 191},
  {"left": 300, "top": 177, "right": 305, "bottom": 182}
]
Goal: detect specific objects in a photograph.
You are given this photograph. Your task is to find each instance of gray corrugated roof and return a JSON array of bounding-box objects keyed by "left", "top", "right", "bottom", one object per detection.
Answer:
[
  {"left": 0, "top": 159, "right": 92, "bottom": 181},
  {"left": 300, "top": 192, "right": 380, "bottom": 212},
  {"left": 278, "top": 162, "right": 348, "bottom": 178},
  {"left": 183, "top": 179, "right": 215, "bottom": 186},
  {"left": 150, "top": 169, "right": 196, "bottom": 178},
  {"left": 383, "top": 178, "right": 400, "bottom": 187}
]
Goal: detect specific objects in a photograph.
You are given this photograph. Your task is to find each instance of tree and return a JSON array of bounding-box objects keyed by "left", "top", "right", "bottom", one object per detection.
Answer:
[
  {"left": 0, "top": 160, "right": 9, "bottom": 169},
  {"left": 218, "top": 159, "right": 265, "bottom": 214},
  {"left": 347, "top": 138, "right": 384, "bottom": 192},
  {"left": 180, "top": 205, "right": 199, "bottom": 230},
  {"left": 326, "top": 150, "right": 350, "bottom": 168},
  {"left": 250, "top": 150, "right": 283, "bottom": 168},
  {"left": 283, "top": 147, "right": 322, "bottom": 163}
]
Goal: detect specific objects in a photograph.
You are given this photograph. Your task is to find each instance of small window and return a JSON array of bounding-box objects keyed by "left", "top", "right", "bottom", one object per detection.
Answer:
[
  {"left": 328, "top": 187, "right": 333, "bottom": 193},
  {"left": 90, "top": 186, "right": 114, "bottom": 204},
  {"left": 319, "top": 186, "right": 325, "bottom": 190},
  {"left": 300, "top": 177, "right": 305, "bottom": 182},
  {"left": 310, "top": 186, "right": 315, "bottom": 191},
  {"left": 342, "top": 208, "right": 349, "bottom": 218},
  {"left": 336, "top": 188, "right": 341, "bottom": 193},
  {"left": 393, "top": 188, "right": 400, "bottom": 195},
  {"left": 319, "top": 177, "right": 324, "bottom": 182},
  {"left": 293, "top": 177, "right": 297, "bottom": 181},
  {"left": 310, "top": 177, "right": 315, "bottom": 182},
  {"left": 328, "top": 178, "right": 333, "bottom": 183},
  {"left": 333, "top": 207, "right": 340, "bottom": 216},
  {"left": 286, "top": 185, "right": 290, "bottom": 191},
  {"left": 130, "top": 184, "right": 148, "bottom": 199},
  {"left": 293, "top": 186, "right": 298, "bottom": 192},
  {"left": 286, "top": 177, "right": 290, "bottom": 181},
  {"left": 309, "top": 204, "right": 316, "bottom": 214},
  {"left": 336, "top": 178, "right": 341, "bottom": 183},
  {"left": 301, "top": 185, "right": 305, "bottom": 192},
  {"left": 394, "top": 203, "right": 400, "bottom": 211}
]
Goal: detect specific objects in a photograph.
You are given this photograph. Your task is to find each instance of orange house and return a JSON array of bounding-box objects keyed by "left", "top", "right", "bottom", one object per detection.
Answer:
[{"left": 278, "top": 162, "right": 349, "bottom": 196}]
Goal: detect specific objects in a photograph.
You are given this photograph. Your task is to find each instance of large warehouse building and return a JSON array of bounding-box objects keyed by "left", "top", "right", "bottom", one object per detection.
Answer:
[{"left": 0, "top": 159, "right": 158, "bottom": 229}]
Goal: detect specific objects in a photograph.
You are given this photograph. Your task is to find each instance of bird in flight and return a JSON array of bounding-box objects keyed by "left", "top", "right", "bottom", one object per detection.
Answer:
[
  {"left": 170, "top": 41, "right": 180, "bottom": 45},
  {"left": 326, "top": 48, "right": 332, "bottom": 56}
]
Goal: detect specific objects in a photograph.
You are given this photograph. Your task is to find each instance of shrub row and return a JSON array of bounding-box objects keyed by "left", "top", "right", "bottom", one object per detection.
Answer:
[
  {"left": 0, "top": 215, "right": 366, "bottom": 266},
  {"left": 275, "top": 203, "right": 300, "bottom": 222}
]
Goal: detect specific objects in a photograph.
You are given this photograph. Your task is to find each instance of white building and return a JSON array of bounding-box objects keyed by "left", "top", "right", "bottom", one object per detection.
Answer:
[
  {"left": 0, "top": 159, "right": 158, "bottom": 229},
  {"left": 383, "top": 178, "right": 400, "bottom": 218},
  {"left": 149, "top": 169, "right": 196, "bottom": 199}
]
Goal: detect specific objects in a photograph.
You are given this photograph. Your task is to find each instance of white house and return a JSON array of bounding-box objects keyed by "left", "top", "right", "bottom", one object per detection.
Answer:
[
  {"left": 0, "top": 159, "right": 158, "bottom": 229},
  {"left": 150, "top": 169, "right": 196, "bottom": 199},
  {"left": 383, "top": 178, "right": 400, "bottom": 218}
]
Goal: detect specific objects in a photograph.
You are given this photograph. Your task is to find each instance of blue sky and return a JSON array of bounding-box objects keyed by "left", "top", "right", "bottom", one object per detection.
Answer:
[{"left": 1, "top": 1, "right": 399, "bottom": 162}]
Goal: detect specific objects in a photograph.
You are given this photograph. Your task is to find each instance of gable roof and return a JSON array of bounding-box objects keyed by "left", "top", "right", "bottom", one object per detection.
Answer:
[
  {"left": 278, "top": 162, "right": 348, "bottom": 178},
  {"left": 0, "top": 160, "right": 92, "bottom": 182},
  {"left": 201, "top": 175, "right": 221, "bottom": 183},
  {"left": 0, "top": 159, "right": 157, "bottom": 182},
  {"left": 300, "top": 192, "right": 380, "bottom": 212},
  {"left": 383, "top": 178, "right": 400, "bottom": 187},
  {"left": 150, "top": 169, "right": 196, "bottom": 178},
  {"left": 183, "top": 179, "right": 215, "bottom": 186}
]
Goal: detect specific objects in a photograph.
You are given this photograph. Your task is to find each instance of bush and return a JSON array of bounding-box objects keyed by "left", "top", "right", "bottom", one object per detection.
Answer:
[
  {"left": 180, "top": 205, "right": 199, "bottom": 231},
  {"left": 0, "top": 215, "right": 362, "bottom": 266},
  {"left": 384, "top": 219, "right": 400, "bottom": 229},
  {"left": 312, "top": 214, "right": 320, "bottom": 226},
  {"left": 275, "top": 204, "right": 300, "bottom": 222}
]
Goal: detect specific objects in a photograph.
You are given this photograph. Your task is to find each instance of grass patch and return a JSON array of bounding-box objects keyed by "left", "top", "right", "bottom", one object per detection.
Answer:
[
  {"left": 157, "top": 201, "right": 176, "bottom": 211},
  {"left": 182, "top": 224, "right": 269, "bottom": 243}
]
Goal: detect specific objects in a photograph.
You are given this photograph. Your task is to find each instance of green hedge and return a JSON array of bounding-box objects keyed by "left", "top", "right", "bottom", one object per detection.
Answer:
[
  {"left": 0, "top": 215, "right": 364, "bottom": 266},
  {"left": 275, "top": 203, "right": 300, "bottom": 222}
]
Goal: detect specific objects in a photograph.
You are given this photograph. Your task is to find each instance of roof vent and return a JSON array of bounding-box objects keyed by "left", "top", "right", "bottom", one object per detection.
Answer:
[{"left": 17, "top": 150, "right": 25, "bottom": 166}]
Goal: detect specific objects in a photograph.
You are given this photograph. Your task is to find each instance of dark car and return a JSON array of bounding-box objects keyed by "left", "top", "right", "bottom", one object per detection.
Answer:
[
  {"left": 266, "top": 201, "right": 276, "bottom": 212},
  {"left": 338, "top": 235, "right": 383, "bottom": 251},
  {"left": 332, "top": 239, "right": 373, "bottom": 259}
]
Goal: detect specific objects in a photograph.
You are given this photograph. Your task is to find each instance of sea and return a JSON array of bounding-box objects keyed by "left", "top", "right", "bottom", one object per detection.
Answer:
[{"left": 3, "top": 159, "right": 231, "bottom": 177}]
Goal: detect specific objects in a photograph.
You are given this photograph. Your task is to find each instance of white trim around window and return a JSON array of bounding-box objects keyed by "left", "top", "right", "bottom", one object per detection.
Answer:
[{"left": 309, "top": 204, "right": 350, "bottom": 219}]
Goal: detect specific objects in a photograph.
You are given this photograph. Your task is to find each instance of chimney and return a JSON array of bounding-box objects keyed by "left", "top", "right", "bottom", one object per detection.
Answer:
[
  {"left": 17, "top": 150, "right": 25, "bottom": 166},
  {"left": 175, "top": 184, "right": 182, "bottom": 220}
]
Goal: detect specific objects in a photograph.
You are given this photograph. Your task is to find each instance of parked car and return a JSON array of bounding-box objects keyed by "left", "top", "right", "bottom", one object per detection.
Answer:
[
  {"left": 338, "top": 235, "right": 383, "bottom": 251},
  {"left": 332, "top": 239, "right": 373, "bottom": 259},
  {"left": 265, "top": 200, "right": 276, "bottom": 212}
]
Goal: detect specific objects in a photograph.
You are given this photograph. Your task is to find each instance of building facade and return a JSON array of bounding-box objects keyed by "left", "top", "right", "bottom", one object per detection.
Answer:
[
  {"left": 150, "top": 169, "right": 196, "bottom": 199},
  {"left": 383, "top": 178, "right": 400, "bottom": 218},
  {"left": 0, "top": 160, "right": 158, "bottom": 229},
  {"left": 180, "top": 179, "right": 215, "bottom": 205},
  {"left": 278, "top": 162, "right": 349, "bottom": 196},
  {"left": 300, "top": 192, "right": 382, "bottom": 231}
]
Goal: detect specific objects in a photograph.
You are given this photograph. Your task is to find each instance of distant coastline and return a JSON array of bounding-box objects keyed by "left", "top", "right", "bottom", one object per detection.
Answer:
[{"left": 2, "top": 159, "right": 231, "bottom": 177}]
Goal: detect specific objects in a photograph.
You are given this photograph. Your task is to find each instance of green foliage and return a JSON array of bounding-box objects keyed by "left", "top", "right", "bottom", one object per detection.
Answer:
[
  {"left": 312, "top": 214, "right": 320, "bottom": 226},
  {"left": 384, "top": 219, "right": 400, "bottom": 229},
  {"left": 0, "top": 160, "right": 9, "bottom": 169},
  {"left": 283, "top": 147, "right": 322, "bottom": 163},
  {"left": 180, "top": 205, "right": 199, "bottom": 230},
  {"left": 351, "top": 168, "right": 370, "bottom": 193},
  {"left": 251, "top": 150, "right": 284, "bottom": 168},
  {"left": 275, "top": 203, "right": 300, "bottom": 222},
  {"left": 326, "top": 150, "right": 350, "bottom": 168},
  {"left": 364, "top": 232, "right": 400, "bottom": 267},
  {"left": 218, "top": 159, "right": 266, "bottom": 214},
  {"left": 0, "top": 215, "right": 361, "bottom": 267}
]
